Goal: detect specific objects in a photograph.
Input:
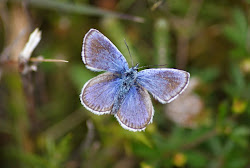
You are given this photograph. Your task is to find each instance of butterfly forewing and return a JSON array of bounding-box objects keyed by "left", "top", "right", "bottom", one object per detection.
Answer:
[
  {"left": 137, "top": 68, "right": 190, "bottom": 103},
  {"left": 115, "top": 85, "right": 154, "bottom": 132},
  {"left": 82, "top": 29, "right": 129, "bottom": 73},
  {"left": 80, "top": 72, "right": 121, "bottom": 114}
]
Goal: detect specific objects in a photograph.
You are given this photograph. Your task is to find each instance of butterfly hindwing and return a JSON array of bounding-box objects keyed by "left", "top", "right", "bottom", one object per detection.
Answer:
[
  {"left": 137, "top": 68, "right": 190, "bottom": 103},
  {"left": 82, "top": 29, "right": 129, "bottom": 73},
  {"left": 115, "top": 85, "right": 154, "bottom": 132},
  {"left": 80, "top": 72, "right": 121, "bottom": 114}
]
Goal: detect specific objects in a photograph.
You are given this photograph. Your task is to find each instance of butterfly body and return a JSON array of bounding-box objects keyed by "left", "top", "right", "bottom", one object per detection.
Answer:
[
  {"left": 80, "top": 29, "right": 190, "bottom": 132},
  {"left": 111, "top": 64, "right": 139, "bottom": 114}
]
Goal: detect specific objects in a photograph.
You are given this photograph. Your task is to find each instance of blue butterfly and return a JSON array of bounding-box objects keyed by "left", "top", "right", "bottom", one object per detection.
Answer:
[{"left": 80, "top": 29, "right": 190, "bottom": 132}]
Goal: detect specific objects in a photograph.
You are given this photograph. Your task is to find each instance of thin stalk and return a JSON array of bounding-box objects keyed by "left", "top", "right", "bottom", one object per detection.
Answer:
[{"left": 9, "top": 0, "right": 145, "bottom": 23}]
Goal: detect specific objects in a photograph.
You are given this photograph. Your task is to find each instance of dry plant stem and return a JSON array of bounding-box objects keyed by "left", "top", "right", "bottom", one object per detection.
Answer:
[
  {"left": 186, "top": 0, "right": 204, "bottom": 24},
  {"left": 151, "top": 0, "right": 164, "bottom": 11},
  {"left": 175, "top": 0, "right": 204, "bottom": 69},
  {"left": 21, "top": 73, "right": 37, "bottom": 132},
  {"left": 29, "top": 57, "right": 68, "bottom": 63},
  {"left": 82, "top": 120, "right": 95, "bottom": 152},
  {"left": 0, "top": 0, "right": 10, "bottom": 61},
  {"left": 18, "top": 4, "right": 39, "bottom": 133},
  {"left": 181, "top": 129, "right": 217, "bottom": 150},
  {"left": 43, "top": 109, "right": 86, "bottom": 140},
  {"left": 176, "top": 35, "right": 189, "bottom": 69},
  {"left": 163, "top": 129, "right": 217, "bottom": 159},
  {"left": 0, "top": 30, "right": 27, "bottom": 62},
  {"left": 22, "top": 0, "right": 35, "bottom": 30},
  {"left": 71, "top": 120, "right": 95, "bottom": 166},
  {"left": 10, "top": 0, "right": 144, "bottom": 23},
  {"left": 0, "top": 57, "right": 68, "bottom": 68}
]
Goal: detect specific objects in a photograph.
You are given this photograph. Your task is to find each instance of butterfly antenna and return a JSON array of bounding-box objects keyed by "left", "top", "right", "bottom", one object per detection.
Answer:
[
  {"left": 124, "top": 39, "right": 133, "bottom": 66},
  {"left": 138, "top": 64, "right": 168, "bottom": 69}
]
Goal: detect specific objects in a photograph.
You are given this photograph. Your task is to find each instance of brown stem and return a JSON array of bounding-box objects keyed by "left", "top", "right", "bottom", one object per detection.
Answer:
[
  {"left": 176, "top": 35, "right": 189, "bottom": 69},
  {"left": 29, "top": 57, "right": 69, "bottom": 63},
  {"left": 181, "top": 129, "right": 217, "bottom": 150}
]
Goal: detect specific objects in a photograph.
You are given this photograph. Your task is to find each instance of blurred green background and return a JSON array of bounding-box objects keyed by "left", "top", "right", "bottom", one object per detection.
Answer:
[{"left": 0, "top": 0, "right": 250, "bottom": 167}]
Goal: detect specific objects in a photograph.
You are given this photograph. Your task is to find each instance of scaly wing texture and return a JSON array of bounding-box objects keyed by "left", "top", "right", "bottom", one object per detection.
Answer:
[
  {"left": 82, "top": 29, "right": 129, "bottom": 73},
  {"left": 80, "top": 72, "right": 121, "bottom": 114},
  {"left": 137, "top": 68, "right": 190, "bottom": 103},
  {"left": 115, "top": 85, "right": 154, "bottom": 132}
]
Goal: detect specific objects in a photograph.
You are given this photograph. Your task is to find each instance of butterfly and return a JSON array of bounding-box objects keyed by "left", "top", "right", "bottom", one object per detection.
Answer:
[{"left": 80, "top": 29, "right": 190, "bottom": 132}]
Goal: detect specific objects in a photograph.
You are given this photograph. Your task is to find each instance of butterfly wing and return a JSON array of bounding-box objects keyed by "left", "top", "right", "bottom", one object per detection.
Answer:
[
  {"left": 80, "top": 72, "right": 121, "bottom": 114},
  {"left": 82, "top": 29, "right": 129, "bottom": 73},
  {"left": 137, "top": 68, "right": 190, "bottom": 103},
  {"left": 115, "top": 85, "right": 154, "bottom": 132}
]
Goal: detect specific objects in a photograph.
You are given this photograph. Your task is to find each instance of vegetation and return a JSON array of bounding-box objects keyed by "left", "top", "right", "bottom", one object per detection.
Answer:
[{"left": 0, "top": 0, "right": 249, "bottom": 167}]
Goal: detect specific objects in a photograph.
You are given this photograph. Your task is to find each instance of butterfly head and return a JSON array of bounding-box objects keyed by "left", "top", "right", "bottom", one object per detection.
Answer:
[
  {"left": 123, "top": 63, "right": 139, "bottom": 80},
  {"left": 132, "top": 63, "right": 139, "bottom": 71}
]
